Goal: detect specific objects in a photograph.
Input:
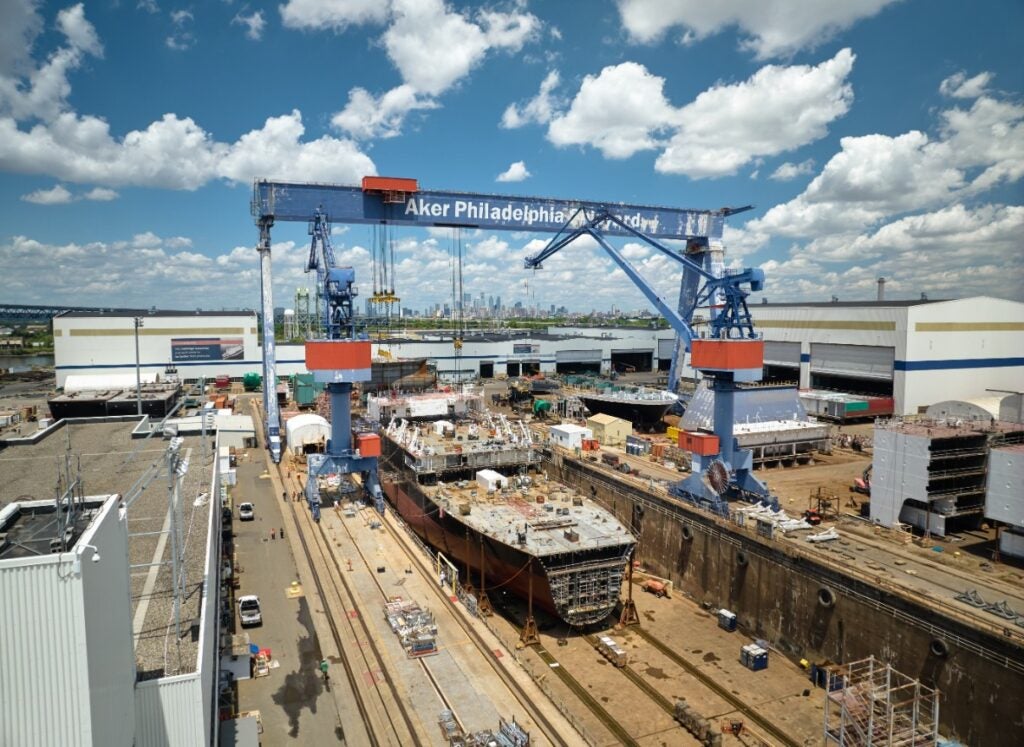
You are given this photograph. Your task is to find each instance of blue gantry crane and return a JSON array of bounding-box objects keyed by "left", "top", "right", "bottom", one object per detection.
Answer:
[
  {"left": 524, "top": 206, "right": 778, "bottom": 515},
  {"left": 301, "top": 208, "right": 384, "bottom": 518},
  {"left": 251, "top": 177, "right": 766, "bottom": 515}
]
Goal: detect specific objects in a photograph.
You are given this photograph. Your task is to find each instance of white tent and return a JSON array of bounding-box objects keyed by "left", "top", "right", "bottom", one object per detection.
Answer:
[
  {"left": 63, "top": 373, "right": 158, "bottom": 393},
  {"left": 285, "top": 414, "right": 330, "bottom": 455}
]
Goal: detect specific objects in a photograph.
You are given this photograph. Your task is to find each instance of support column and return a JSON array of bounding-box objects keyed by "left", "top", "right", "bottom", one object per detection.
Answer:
[
  {"left": 799, "top": 342, "right": 811, "bottom": 390},
  {"left": 477, "top": 538, "right": 492, "bottom": 617},
  {"left": 518, "top": 559, "right": 540, "bottom": 648},
  {"left": 257, "top": 216, "right": 281, "bottom": 462},
  {"left": 618, "top": 556, "right": 639, "bottom": 627}
]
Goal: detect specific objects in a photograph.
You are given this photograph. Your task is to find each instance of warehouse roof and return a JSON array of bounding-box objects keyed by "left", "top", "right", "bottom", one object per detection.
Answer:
[
  {"left": 58, "top": 309, "right": 256, "bottom": 318},
  {"left": 0, "top": 419, "right": 214, "bottom": 680},
  {"left": 756, "top": 299, "right": 943, "bottom": 308}
]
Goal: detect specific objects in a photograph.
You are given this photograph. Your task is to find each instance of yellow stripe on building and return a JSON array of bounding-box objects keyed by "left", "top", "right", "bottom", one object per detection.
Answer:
[
  {"left": 915, "top": 322, "right": 1024, "bottom": 332},
  {"left": 755, "top": 320, "right": 896, "bottom": 331},
  {"left": 67, "top": 327, "right": 248, "bottom": 336}
]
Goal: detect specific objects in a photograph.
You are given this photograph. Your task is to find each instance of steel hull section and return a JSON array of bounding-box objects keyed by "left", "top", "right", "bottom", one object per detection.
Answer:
[
  {"left": 381, "top": 476, "right": 629, "bottom": 627},
  {"left": 578, "top": 395, "right": 674, "bottom": 427}
]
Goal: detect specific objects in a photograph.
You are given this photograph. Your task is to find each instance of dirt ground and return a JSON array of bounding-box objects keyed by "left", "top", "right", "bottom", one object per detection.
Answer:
[{"left": 757, "top": 448, "right": 872, "bottom": 518}]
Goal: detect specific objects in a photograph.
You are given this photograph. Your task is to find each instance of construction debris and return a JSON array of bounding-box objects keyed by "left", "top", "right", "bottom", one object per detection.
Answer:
[{"left": 385, "top": 598, "right": 438, "bottom": 658}]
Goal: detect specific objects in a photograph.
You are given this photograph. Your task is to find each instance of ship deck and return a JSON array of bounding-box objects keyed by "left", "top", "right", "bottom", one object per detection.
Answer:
[
  {"left": 383, "top": 411, "right": 540, "bottom": 475},
  {"left": 426, "top": 474, "right": 635, "bottom": 558}
]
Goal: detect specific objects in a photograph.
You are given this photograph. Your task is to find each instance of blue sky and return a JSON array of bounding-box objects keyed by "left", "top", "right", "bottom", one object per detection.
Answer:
[{"left": 1, "top": 0, "right": 1021, "bottom": 314}]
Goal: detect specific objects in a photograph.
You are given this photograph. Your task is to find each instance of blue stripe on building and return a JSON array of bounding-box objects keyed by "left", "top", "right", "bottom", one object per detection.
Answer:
[{"left": 894, "top": 357, "right": 1024, "bottom": 372}]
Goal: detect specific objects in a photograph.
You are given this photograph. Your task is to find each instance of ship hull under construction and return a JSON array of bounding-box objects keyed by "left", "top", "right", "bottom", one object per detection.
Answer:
[
  {"left": 578, "top": 393, "right": 675, "bottom": 428},
  {"left": 380, "top": 468, "right": 634, "bottom": 627}
]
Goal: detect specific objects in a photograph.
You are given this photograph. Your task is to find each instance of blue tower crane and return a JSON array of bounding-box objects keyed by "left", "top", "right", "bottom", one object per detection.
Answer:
[
  {"left": 524, "top": 207, "right": 777, "bottom": 515},
  {"left": 302, "top": 208, "right": 384, "bottom": 518}
]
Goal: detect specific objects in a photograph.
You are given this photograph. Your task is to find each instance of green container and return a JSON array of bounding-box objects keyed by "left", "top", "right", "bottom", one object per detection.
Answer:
[
  {"left": 844, "top": 401, "right": 869, "bottom": 413},
  {"left": 242, "top": 372, "right": 262, "bottom": 391}
]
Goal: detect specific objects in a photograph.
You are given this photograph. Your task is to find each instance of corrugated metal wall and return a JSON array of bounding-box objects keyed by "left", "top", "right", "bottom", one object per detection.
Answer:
[
  {"left": 0, "top": 556, "right": 91, "bottom": 747},
  {"left": 0, "top": 496, "right": 133, "bottom": 747},
  {"left": 135, "top": 675, "right": 204, "bottom": 747},
  {"left": 82, "top": 497, "right": 137, "bottom": 746}
]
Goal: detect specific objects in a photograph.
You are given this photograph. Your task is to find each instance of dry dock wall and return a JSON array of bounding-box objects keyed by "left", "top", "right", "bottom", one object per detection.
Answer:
[{"left": 545, "top": 453, "right": 1024, "bottom": 747}]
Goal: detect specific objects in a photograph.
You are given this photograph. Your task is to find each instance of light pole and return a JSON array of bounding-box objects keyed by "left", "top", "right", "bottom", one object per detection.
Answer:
[{"left": 133, "top": 317, "right": 143, "bottom": 416}]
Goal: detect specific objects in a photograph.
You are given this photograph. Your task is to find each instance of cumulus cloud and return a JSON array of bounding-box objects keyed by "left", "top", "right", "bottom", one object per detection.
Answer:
[
  {"left": 0, "top": 2, "right": 105, "bottom": 122},
  {"left": 0, "top": 232, "right": 310, "bottom": 308},
  {"left": 83, "top": 186, "right": 118, "bottom": 201},
  {"left": 21, "top": 184, "right": 73, "bottom": 204},
  {"left": 501, "top": 70, "right": 560, "bottom": 128},
  {"left": 232, "top": 10, "right": 266, "bottom": 41},
  {"left": 731, "top": 75, "right": 1024, "bottom": 303},
  {"left": 656, "top": 48, "right": 854, "bottom": 177},
  {"left": 331, "top": 84, "right": 437, "bottom": 139},
  {"left": 279, "top": 0, "right": 389, "bottom": 31},
  {"left": 769, "top": 159, "right": 815, "bottom": 181},
  {"left": 322, "top": 0, "right": 540, "bottom": 139},
  {"left": 541, "top": 50, "right": 853, "bottom": 176},
  {"left": 0, "top": 109, "right": 375, "bottom": 189},
  {"left": 166, "top": 9, "right": 195, "bottom": 51},
  {"left": 383, "top": 0, "right": 538, "bottom": 96},
  {"left": 548, "top": 62, "right": 680, "bottom": 158},
  {"left": 939, "top": 71, "right": 992, "bottom": 99},
  {"left": 0, "top": 0, "right": 44, "bottom": 76},
  {"left": 616, "top": 0, "right": 900, "bottom": 59},
  {"left": 496, "top": 161, "right": 530, "bottom": 182},
  {"left": 21, "top": 183, "right": 120, "bottom": 203},
  {"left": 57, "top": 3, "right": 103, "bottom": 58},
  {"left": 749, "top": 85, "right": 1024, "bottom": 242},
  {"left": 756, "top": 204, "right": 1024, "bottom": 302},
  {"left": 0, "top": 6, "right": 376, "bottom": 190},
  {"left": 137, "top": 1, "right": 159, "bottom": 14}
]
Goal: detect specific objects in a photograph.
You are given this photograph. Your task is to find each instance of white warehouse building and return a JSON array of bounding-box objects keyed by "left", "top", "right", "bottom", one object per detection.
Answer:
[
  {"left": 54, "top": 310, "right": 259, "bottom": 388},
  {"left": 748, "top": 296, "right": 1024, "bottom": 415},
  {"left": 53, "top": 297, "right": 1024, "bottom": 418}
]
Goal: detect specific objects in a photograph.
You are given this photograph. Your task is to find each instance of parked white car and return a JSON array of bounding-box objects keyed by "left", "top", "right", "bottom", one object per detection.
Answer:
[
  {"left": 238, "top": 595, "right": 262, "bottom": 627},
  {"left": 238, "top": 502, "right": 254, "bottom": 521}
]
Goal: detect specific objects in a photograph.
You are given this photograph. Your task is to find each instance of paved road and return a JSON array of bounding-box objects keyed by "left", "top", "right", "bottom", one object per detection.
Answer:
[{"left": 233, "top": 448, "right": 348, "bottom": 744}]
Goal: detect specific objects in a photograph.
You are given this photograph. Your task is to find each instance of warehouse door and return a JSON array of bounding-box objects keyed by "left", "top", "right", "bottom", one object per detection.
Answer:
[
  {"left": 506, "top": 362, "right": 520, "bottom": 377},
  {"left": 656, "top": 338, "right": 677, "bottom": 371},
  {"left": 479, "top": 361, "right": 494, "bottom": 379},
  {"left": 555, "top": 349, "right": 602, "bottom": 374},
  {"left": 611, "top": 348, "right": 653, "bottom": 373},
  {"left": 810, "top": 343, "right": 894, "bottom": 395},
  {"left": 762, "top": 341, "right": 801, "bottom": 383},
  {"left": 521, "top": 360, "right": 541, "bottom": 376}
]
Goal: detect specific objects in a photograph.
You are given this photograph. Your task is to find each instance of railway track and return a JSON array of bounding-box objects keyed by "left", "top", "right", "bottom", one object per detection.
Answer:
[
  {"left": 288, "top": 498, "right": 423, "bottom": 746},
  {"left": 368, "top": 504, "right": 576, "bottom": 747},
  {"left": 633, "top": 626, "right": 801, "bottom": 747},
  {"left": 532, "top": 644, "right": 639, "bottom": 746}
]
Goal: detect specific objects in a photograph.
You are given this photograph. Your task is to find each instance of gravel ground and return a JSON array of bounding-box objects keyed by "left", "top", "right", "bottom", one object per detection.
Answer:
[{"left": 0, "top": 419, "right": 215, "bottom": 679}]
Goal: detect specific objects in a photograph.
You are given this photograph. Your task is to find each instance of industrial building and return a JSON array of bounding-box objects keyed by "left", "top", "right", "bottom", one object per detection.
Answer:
[
  {"left": 0, "top": 418, "right": 225, "bottom": 747},
  {"left": 751, "top": 296, "right": 1024, "bottom": 415},
  {"left": 53, "top": 310, "right": 258, "bottom": 388},
  {"left": 52, "top": 298, "right": 1023, "bottom": 419},
  {"left": 870, "top": 417, "right": 1024, "bottom": 536},
  {"left": 586, "top": 413, "right": 631, "bottom": 446},
  {"left": 0, "top": 495, "right": 135, "bottom": 747}
]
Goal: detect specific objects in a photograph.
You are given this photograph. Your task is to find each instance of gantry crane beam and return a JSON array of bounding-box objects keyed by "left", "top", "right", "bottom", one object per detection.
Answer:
[{"left": 252, "top": 179, "right": 750, "bottom": 241}]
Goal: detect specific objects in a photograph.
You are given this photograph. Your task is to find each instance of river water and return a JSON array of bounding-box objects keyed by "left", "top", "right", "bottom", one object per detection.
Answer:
[{"left": 0, "top": 354, "right": 54, "bottom": 372}]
